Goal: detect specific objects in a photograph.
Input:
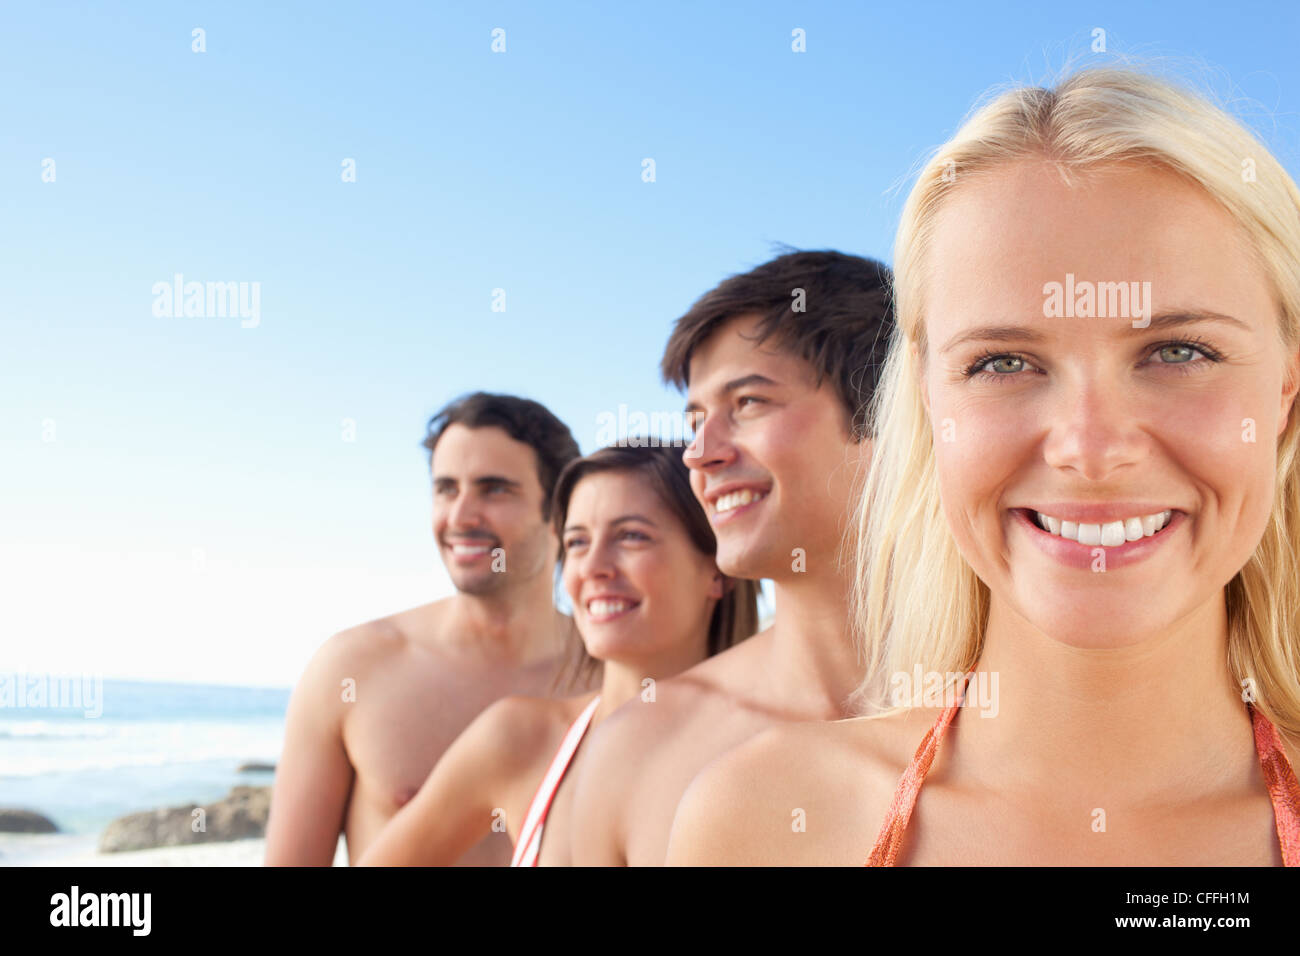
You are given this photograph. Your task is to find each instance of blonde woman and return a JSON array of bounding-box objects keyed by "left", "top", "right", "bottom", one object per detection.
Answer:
[
  {"left": 358, "top": 444, "right": 758, "bottom": 866},
  {"left": 668, "top": 66, "right": 1300, "bottom": 866}
]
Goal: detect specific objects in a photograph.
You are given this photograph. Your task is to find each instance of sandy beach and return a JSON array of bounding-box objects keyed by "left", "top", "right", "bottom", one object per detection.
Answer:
[{"left": 3, "top": 834, "right": 348, "bottom": 867}]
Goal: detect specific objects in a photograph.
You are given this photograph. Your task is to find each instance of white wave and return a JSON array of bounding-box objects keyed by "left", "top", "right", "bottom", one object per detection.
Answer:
[
  {"left": 0, "top": 719, "right": 285, "bottom": 778},
  {"left": 0, "top": 720, "right": 112, "bottom": 740}
]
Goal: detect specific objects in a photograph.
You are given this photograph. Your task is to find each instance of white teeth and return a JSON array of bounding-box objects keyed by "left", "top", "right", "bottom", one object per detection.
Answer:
[
  {"left": 1100, "top": 522, "right": 1128, "bottom": 547},
  {"left": 451, "top": 544, "right": 491, "bottom": 555},
  {"left": 587, "top": 599, "right": 634, "bottom": 617},
  {"left": 1032, "top": 509, "right": 1174, "bottom": 544},
  {"left": 713, "top": 489, "right": 767, "bottom": 515}
]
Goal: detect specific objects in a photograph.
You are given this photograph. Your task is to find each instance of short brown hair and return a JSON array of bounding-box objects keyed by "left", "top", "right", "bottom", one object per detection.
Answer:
[
  {"left": 422, "top": 392, "right": 580, "bottom": 521},
  {"left": 550, "top": 444, "right": 761, "bottom": 691},
  {"left": 660, "top": 249, "right": 894, "bottom": 439}
]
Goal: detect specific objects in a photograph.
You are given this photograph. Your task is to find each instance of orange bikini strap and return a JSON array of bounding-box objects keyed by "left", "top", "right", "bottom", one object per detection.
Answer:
[
  {"left": 1250, "top": 705, "right": 1300, "bottom": 867},
  {"left": 865, "top": 673, "right": 970, "bottom": 866},
  {"left": 865, "top": 685, "right": 1300, "bottom": 867}
]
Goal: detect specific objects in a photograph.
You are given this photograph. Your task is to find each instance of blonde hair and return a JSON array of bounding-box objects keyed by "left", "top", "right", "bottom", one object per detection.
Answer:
[{"left": 851, "top": 67, "right": 1300, "bottom": 739}]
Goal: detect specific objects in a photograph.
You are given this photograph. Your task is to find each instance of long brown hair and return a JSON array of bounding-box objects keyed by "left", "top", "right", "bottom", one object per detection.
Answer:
[{"left": 550, "top": 443, "right": 761, "bottom": 691}]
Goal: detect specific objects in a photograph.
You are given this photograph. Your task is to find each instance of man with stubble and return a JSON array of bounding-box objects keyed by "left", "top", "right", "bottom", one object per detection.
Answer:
[{"left": 266, "top": 392, "right": 585, "bottom": 865}]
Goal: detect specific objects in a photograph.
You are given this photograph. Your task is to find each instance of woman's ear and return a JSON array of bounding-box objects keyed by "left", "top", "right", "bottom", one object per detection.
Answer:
[{"left": 709, "top": 571, "right": 726, "bottom": 600}]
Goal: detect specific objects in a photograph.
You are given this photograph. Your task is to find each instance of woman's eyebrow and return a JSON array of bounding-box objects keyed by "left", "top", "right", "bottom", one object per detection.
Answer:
[
  {"left": 611, "top": 514, "right": 657, "bottom": 528},
  {"left": 564, "top": 515, "right": 658, "bottom": 534},
  {"left": 939, "top": 310, "right": 1251, "bottom": 354},
  {"left": 1141, "top": 310, "right": 1251, "bottom": 334},
  {"left": 939, "top": 325, "right": 1048, "bottom": 354}
]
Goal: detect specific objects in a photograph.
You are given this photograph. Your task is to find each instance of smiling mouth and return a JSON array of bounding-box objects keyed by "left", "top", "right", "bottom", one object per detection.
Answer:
[
  {"left": 1019, "top": 508, "right": 1178, "bottom": 546},
  {"left": 585, "top": 598, "right": 640, "bottom": 621},
  {"left": 447, "top": 542, "right": 494, "bottom": 557},
  {"left": 710, "top": 488, "right": 768, "bottom": 516}
]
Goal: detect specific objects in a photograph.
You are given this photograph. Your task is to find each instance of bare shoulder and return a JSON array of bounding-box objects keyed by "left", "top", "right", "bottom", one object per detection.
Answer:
[
  {"left": 380, "top": 596, "right": 454, "bottom": 643},
  {"left": 311, "top": 598, "right": 454, "bottom": 677},
  {"left": 286, "top": 604, "right": 454, "bottom": 737},
  {"left": 683, "top": 717, "right": 883, "bottom": 815},
  {"left": 472, "top": 693, "right": 591, "bottom": 764},
  {"left": 286, "top": 619, "right": 386, "bottom": 713},
  {"left": 582, "top": 666, "right": 731, "bottom": 766},
  {"left": 583, "top": 631, "right": 845, "bottom": 789},
  {"left": 668, "top": 708, "right": 937, "bottom": 865},
  {"left": 317, "top": 607, "right": 419, "bottom": 665},
  {"left": 600, "top": 629, "right": 774, "bottom": 736},
  {"left": 688, "top": 720, "right": 861, "bottom": 804}
]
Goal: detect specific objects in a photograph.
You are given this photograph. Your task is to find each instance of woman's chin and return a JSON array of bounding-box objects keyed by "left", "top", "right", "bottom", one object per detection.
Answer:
[
  {"left": 579, "top": 628, "right": 643, "bottom": 662},
  {"left": 1011, "top": 588, "right": 1170, "bottom": 649}
]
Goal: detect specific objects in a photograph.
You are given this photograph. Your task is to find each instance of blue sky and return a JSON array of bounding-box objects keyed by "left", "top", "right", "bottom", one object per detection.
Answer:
[{"left": 3, "top": 1, "right": 1297, "bottom": 687}]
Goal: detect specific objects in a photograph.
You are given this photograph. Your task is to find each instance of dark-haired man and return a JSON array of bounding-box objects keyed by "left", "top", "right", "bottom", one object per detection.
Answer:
[
  {"left": 569, "top": 250, "right": 894, "bottom": 865},
  {"left": 266, "top": 393, "right": 584, "bottom": 866}
]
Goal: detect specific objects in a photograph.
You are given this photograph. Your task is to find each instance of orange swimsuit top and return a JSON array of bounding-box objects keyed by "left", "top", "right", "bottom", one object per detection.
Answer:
[{"left": 866, "top": 676, "right": 1300, "bottom": 866}]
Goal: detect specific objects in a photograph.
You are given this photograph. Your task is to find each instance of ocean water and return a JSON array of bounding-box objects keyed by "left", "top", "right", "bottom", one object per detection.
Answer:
[{"left": 0, "top": 678, "right": 288, "bottom": 858}]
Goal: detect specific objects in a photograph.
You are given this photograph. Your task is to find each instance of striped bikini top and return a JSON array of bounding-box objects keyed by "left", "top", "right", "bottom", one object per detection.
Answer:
[
  {"left": 866, "top": 676, "right": 1300, "bottom": 866},
  {"left": 510, "top": 695, "right": 601, "bottom": 867}
]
